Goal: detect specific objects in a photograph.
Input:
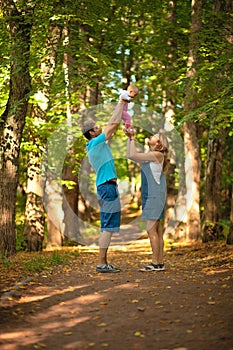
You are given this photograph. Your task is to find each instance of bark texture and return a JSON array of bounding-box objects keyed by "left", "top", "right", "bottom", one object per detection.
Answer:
[{"left": 0, "top": 0, "right": 32, "bottom": 255}]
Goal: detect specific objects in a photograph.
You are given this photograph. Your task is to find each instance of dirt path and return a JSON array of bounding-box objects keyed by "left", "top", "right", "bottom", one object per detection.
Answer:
[{"left": 0, "top": 241, "right": 233, "bottom": 350}]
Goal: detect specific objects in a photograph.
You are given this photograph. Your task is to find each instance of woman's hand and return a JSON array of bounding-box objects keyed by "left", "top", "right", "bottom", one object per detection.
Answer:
[{"left": 123, "top": 127, "right": 135, "bottom": 138}]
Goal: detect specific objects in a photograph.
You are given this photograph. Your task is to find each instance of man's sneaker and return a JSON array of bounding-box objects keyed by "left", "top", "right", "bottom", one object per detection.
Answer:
[{"left": 96, "top": 264, "right": 121, "bottom": 273}]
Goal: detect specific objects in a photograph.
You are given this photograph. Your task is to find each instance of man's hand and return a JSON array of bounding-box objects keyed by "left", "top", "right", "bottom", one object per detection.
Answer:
[{"left": 120, "top": 91, "right": 130, "bottom": 102}]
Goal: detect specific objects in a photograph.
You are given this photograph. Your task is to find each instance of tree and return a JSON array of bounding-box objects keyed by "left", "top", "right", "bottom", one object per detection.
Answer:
[
  {"left": 1, "top": 0, "right": 232, "bottom": 253},
  {"left": 202, "top": 119, "right": 226, "bottom": 242},
  {"left": 182, "top": 0, "right": 203, "bottom": 241},
  {"left": 201, "top": 0, "right": 233, "bottom": 242},
  {"left": 23, "top": 19, "right": 63, "bottom": 251},
  {"left": 0, "top": 0, "right": 33, "bottom": 256},
  {"left": 226, "top": 184, "right": 233, "bottom": 244}
]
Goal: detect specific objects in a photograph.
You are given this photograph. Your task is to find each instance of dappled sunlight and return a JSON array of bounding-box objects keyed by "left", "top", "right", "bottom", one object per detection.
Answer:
[
  {"left": 19, "top": 294, "right": 53, "bottom": 303},
  {"left": 41, "top": 316, "right": 90, "bottom": 330},
  {"left": 19, "top": 284, "right": 90, "bottom": 304},
  {"left": 1, "top": 330, "right": 33, "bottom": 340},
  {"left": 1, "top": 242, "right": 232, "bottom": 350},
  {"left": 1, "top": 278, "right": 148, "bottom": 348},
  {"left": 204, "top": 268, "right": 231, "bottom": 275},
  {"left": 114, "top": 283, "right": 138, "bottom": 290},
  {"left": 1, "top": 313, "right": 90, "bottom": 347}
]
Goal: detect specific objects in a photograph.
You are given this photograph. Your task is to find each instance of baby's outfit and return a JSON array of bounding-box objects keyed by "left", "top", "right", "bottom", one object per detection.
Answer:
[
  {"left": 120, "top": 90, "right": 131, "bottom": 102},
  {"left": 119, "top": 90, "right": 131, "bottom": 128}
]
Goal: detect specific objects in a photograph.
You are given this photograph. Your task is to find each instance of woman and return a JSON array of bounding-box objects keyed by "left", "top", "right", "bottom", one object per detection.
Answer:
[{"left": 125, "top": 129, "right": 169, "bottom": 271}]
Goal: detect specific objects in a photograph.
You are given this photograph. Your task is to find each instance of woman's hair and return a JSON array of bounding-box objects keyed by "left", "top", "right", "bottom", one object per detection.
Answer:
[{"left": 155, "top": 133, "right": 169, "bottom": 171}]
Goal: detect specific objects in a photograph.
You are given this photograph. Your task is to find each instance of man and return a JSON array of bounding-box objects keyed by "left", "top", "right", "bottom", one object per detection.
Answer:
[{"left": 82, "top": 100, "right": 126, "bottom": 273}]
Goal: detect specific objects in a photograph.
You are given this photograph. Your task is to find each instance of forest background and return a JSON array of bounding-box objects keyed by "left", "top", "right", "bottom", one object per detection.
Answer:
[{"left": 0, "top": 0, "right": 233, "bottom": 257}]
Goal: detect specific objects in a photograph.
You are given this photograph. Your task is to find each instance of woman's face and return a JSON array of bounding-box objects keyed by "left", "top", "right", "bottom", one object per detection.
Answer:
[{"left": 147, "top": 134, "right": 160, "bottom": 148}]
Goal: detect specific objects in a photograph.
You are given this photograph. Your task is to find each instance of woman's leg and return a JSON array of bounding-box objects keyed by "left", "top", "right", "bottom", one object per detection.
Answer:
[
  {"left": 146, "top": 220, "right": 164, "bottom": 265},
  {"left": 157, "top": 220, "right": 164, "bottom": 264},
  {"left": 146, "top": 220, "right": 159, "bottom": 264}
]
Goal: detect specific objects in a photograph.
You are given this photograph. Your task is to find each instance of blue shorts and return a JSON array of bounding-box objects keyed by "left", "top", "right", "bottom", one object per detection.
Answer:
[{"left": 97, "top": 182, "right": 121, "bottom": 232}]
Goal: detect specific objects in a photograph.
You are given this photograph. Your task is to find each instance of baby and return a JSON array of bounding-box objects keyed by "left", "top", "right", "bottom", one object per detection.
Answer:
[{"left": 119, "top": 83, "right": 139, "bottom": 129}]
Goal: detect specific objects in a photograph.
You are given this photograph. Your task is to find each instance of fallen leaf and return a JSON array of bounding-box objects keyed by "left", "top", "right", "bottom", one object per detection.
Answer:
[
  {"left": 69, "top": 310, "right": 77, "bottom": 314},
  {"left": 134, "top": 331, "right": 144, "bottom": 338},
  {"left": 88, "top": 343, "right": 95, "bottom": 347},
  {"left": 93, "top": 315, "right": 101, "bottom": 320},
  {"left": 33, "top": 343, "right": 47, "bottom": 349},
  {"left": 137, "top": 307, "right": 145, "bottom": 312},
  {"left": 186, "top": 329, "right": 193, "bottom": 333}
]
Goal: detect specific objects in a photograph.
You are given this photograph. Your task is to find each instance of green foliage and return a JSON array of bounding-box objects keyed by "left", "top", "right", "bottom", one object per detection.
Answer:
[
  {"left": 1, "top": 250, "right": 73, "bottom": 273},
  {"left": 0, "top": 15, "right": 10, "bottom": 115},
  {"left": 22, "top": 251, "right": 66, "bottom": 272}
]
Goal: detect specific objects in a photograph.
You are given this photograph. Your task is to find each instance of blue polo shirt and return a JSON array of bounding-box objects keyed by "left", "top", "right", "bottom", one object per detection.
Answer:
[{"left": 86, "top": 133, "right": 117, "bottom": 187}]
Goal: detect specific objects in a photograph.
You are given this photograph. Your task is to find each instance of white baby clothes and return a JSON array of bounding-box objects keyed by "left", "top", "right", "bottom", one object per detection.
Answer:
[{"left": 119, "top": 90, "right": 131, "bottom": 102}]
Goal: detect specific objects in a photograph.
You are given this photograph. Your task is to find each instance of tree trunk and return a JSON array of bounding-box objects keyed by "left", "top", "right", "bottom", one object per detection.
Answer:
[
  {"left": 162, "top": 2, "right": 188, "bottom": 241},
  {"left": 56, "top": 21, "right": 102, "bottom": 247},
  {"left": 202, "top": 0, "right": 232, "bottom": 243},
  {"left": 62, "top": 155, "right": 81, "bottom": 244},
  {"left": 226, "top": 184, "right": 233, "bottom": 245},
  {"left": 182, "top": 0, "right": 203, "bottom": 241},
  {"left": 23, "top": 23, "right": 63, "bottom": 251},
  {"left": 183, "top": 121, "right": 201, "bottom": 240},
  {"left": 0, "top": 1, "right": 32, "bottom": 256},
  {"left": 165, "top": 141, "right": 187, "bottom": 241},
  {"left": 23, "top": 192, "right": 45, "bottom": 251},
  {"left": 202, "top": 124, "right": 225, "bottom": 242},
  {"left": 42, "top": 122, "right": 85, "bottom": 247},
  {"left": 43, "top": 170, "right": 65, "bottom": 247},
  {"left": 46, "top": 218, "right": 64, "bottom": 249}
]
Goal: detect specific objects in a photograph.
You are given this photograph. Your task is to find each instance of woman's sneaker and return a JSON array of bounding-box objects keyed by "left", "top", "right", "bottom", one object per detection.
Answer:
[
  {"left": 96, "top": 264, "right": 121, "bottom": 273},
  {"left": 140, "top": 263, "right": 161, "bottom": 272},
  {"left": 158, "top": 263, "right": 165, "bottom": 270},
  {"left": 140, "top": 262, "right": 165, "bottom": 272}
]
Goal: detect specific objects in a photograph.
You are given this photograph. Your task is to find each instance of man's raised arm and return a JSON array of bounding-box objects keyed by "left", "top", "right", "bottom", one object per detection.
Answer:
[{"left": 104, "top": 100, "right": 126, "bottom": 140}]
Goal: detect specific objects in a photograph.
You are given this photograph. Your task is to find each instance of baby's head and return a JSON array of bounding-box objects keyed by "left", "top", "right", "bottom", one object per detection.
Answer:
[{"left": 127, "top": 83, "right": 139, "bottom": 98}]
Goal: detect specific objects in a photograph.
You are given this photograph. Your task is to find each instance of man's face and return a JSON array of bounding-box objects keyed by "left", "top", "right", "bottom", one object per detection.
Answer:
[{"left": 91, "top": 125, "right": 102, "bottom": 137}]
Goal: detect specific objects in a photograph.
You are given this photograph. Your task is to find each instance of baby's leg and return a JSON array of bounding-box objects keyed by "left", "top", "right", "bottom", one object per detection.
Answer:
[{"left": 121, "top": 111, "right": 131, "bottom": 128}]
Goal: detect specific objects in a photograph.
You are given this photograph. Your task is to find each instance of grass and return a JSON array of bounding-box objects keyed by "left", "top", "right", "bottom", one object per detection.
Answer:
[{"left": 1, "top": 250, "right": 77, "bottom": 275}]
